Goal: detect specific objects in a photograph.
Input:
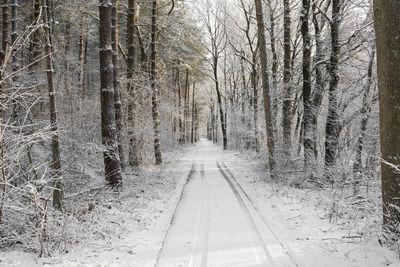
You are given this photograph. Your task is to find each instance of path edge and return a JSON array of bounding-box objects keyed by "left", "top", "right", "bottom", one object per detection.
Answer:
[{"left": 153, "top": 163, "right": 196, "bottom": 266}]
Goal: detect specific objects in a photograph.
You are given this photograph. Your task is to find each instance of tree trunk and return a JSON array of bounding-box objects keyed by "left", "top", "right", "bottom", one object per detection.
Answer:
[
  {"left": 374, "top": 0, "right": 400, "bottom": 239},
  {"left": 127, "top": 0, "right": 140, "bottom": 167},
  {"left": 254, "top": 0, "right": 276, "bottom": 178},
  {"left": 311, "top": 1, "right": 329, "bottom": 161},
  {"left": 150, "top": 0, "right": 162, "bottom": 165},
  {"left": 324, "top": 0, "right": 342, "bottom": 170},
  {"left": 0, "top": 0, "right": 9, "bottom": 223},
  {"left": 191, "top": 81, "right": 195, "bottom": 144},
  {"left": 111, "top": 0, "right": 124, "bottom": 170},
  {"left": 29, "top": 0, "right": 40, "bottom": 68},
  {"left": 183, "top": 69, "right": 189, "bottom": 143},
  {"left": 195, "top": 104, "right": 199, "bottom": 142},
  {"left": 251, "top": 60, "right": 259, "bottom": 153},
  {"left": 301, "top": 0, "right": 313, "bottom": 176},
  {"left": 172, "top": 68, "right": 177, "bottom": 137},
  {"left": 214, "top": 56, "right": 227, "bottom": 150},
  {"left": 268, "top": 1, "right": 279, "bottom": 133},
  {"left": 39, "top": 0, "right": 63, "bottom": 209},
  {"left": 240, "top": 57, "right": 247, "bottom": 148},
  {"left": 177, "top": 66, "right": 184, "bottom": 145},
  {"left": 283, "top": 0, "right": 293, "bottom": 155},
  {"left": 11, "top": 0, "right": 18, "bottom": 122},
  {"left": 99, "top": 0, "right": 122, "bottom": 188},
  {"left": 353, "top": 43, "right": 375, "bottom": 196}
]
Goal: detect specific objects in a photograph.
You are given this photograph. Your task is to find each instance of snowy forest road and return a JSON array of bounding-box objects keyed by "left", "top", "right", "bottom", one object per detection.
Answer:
[{"left": 156, "top": 140, "right": 298, "bottom": 267}]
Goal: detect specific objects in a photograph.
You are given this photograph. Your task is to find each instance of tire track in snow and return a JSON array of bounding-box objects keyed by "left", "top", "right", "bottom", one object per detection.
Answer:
[
  {"left": 219, "top": 160, "right": 299, "bottom": 267},
  {"left": 199, "top": 164, "right": 210, "bottom": 266},
  {"left": 216, "top": 160, "right": 276, "bottom": 266},
  {"left": 155, "top": 163, "right": 196, "bottom": 267},
  {"left": 188, "top": 163, "right": 210, "bottom": 267}
]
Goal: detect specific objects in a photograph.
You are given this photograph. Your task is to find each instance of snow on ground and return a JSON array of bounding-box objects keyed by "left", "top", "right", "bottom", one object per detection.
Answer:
[
  {"left": 1, "top": 141, "right": 399, "bottom": 266},
  {"left": 0, "top": 145, "right": 198, "bottom": 267},
  {"left": 219, "top": 148, "right": 399, "bottom": 266}
]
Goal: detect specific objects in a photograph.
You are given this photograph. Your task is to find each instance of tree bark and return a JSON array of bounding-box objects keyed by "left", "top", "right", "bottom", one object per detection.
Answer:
[
  {"left": 311, "top": 1, "right": 329, "bottom": 161},
  {"left": 11, "top": 0, "right": 18, "bottom": 122},
  {"left": 191, "top": 81, "right": 195, "bottom": 144},
  {"left": 213, "top": 56, "right": 228, "bottom": 150},
  {"left": 301, "top": 0, "right": 313, "bottom": 176},
  {"left": 177, "top": 65, "right": 184, "bottom": 145},
  {"left": 353, "top": 43, "right": 375, "bottom": 196},
  {"left": 99, "top": 0, "right": 122, "bottom": 188},
  {"left": 324, "top": 0, "right": 342, "bottom": 170},
  {"left": 0, "top": 0, "right": 9, "bottom": 223},
  {"left": 127, "top": 0, "right": 140, "bottom": 167},
  {"left": 150, "top": 0, "right": 162, "bottom": 165},
  {"left": 183, "top": 69, "right": 189, "bottom": 143},
  {"left": 283, "top": 0, "right": 293, "bottom": 154},
  {"left": 254, "top": 0, "right": 276, "bottom": 178},
  {"left": 40, "top": 0, "right": 63, "bottom": 209},
  {"left": 29, "top": 0, "right": 40, "bottom": 68},
  {"left": 111, "top": 0, "right": 124, "bottom": 169},
  {"left": 267, "top": 1, "right": 279, "bottom": 133},
  {"left": 251, "top": 60, "right": 259, "bottom": 153},
  {"left": 373, "top": 0, "right": 400, "bottom": 238}
]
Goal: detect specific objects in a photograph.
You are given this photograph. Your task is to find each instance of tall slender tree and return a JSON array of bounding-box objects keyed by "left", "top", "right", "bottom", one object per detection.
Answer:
[
  {"left": 177, "top": 66, "right": 184, "bottom": 145},
  {"left": 191, "top": 81, "right": 195, "bottom": 144},
  {"left": 267, "top": 1, "right": 278, "bottom": 133},
  {"left": 40, "top": 0, "right": 63, "bottom": 209},
  {"left": 353, "top": 43, "right": 375, "bottom": 196},
  {"left": 324, "top": 0, "right": 342, "bottom": 170},
  {"left": 0, "top": 0, "right": 9, "bottom": 223},
  {"left": 29, "top": 0, "right": 40, "bottom": 68},
  {"left": 254, "top": 0, "right": 276, "bottom": 179},
  {"left": 150, "top": 0, "right": 162, "bottom": 165},
  {"left": 202, "top": 2, "right": 228, "bottom": 150},
  {"left": 10, "top": 0, "right": 18, "bottom": 122},
  {"left": 301, "top": 0, "right": 313, "bottom": 176},
  {"left": 311, "top": 0, "right": 330, "bottom": 160},
  {"left": 99, "top": 0, "right": 122, "bottom": 187},
  {"left": 111, "top": 0, "right": 124, "bottom": 169},
  {"left": 127, "top": 0, "right": 140, "bottom": 167},
  {"left": 283, "top": 0, "right": 293, "bottom": 154},
  {"left": 183, "top": 69, "right": 189, "bottom": 143}
]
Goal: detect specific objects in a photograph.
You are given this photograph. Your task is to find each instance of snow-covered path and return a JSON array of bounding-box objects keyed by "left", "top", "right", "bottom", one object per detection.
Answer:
[
  {"left": 156, "top": 140, "right": 397, "bottom": 267},
  {"left": 157, "top": 140, "right": 297, "bottom": 266}
]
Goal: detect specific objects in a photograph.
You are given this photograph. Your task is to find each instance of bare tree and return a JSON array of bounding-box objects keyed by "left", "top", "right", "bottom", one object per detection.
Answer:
[
  {"left": 254, "top": 0, "right": 276, "bottom": 179},
  {"left": 311, "top": 0, "right": 330, "bottom": 161},
  {"left": 301, "top": 0, "right": 313, "bottom": 177},
  {"left": 38, "top": 0, "right": 64, "bottom": 210},
  {"left": 191, "top": 81, "right": 196, "bottom": 144},
  {"left": 99, "top": 0, "right": 122, "bottom": 188},
  {"left": 283, "top": 0, "right": 293, "bottom": 154},
  {"left": 127, "top": 0, "right": 140, "bottom": 167},
  {"left": 10, "top": 0, "right": 18, "bottom": 122},
  {"left": 0, "top": 0, "right": 9, "bottom": 222},
  {"left": 150, "top": 0, "right": 162, "bottom": 165},
  {"left": 324, "top": 0, "right": 343, "bottom": 170},
  {"left": 111, "top": 0, "right": 124, "bottom": 169}
]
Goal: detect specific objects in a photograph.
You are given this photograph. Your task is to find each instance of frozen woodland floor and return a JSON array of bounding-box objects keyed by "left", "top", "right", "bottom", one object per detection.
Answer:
[{"left": 1, "top": 140, "right": 399, "bottom": 266}]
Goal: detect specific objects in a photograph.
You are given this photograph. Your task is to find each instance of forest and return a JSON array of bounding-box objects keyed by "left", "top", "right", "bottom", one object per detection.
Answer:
[{"left": 1, "top": 0, "right": 400, "bottom": 266}]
